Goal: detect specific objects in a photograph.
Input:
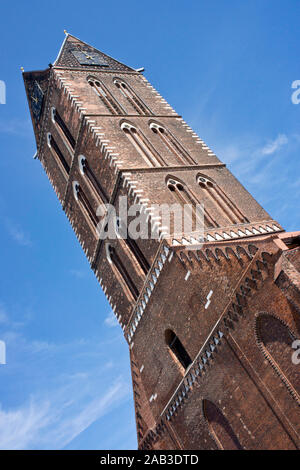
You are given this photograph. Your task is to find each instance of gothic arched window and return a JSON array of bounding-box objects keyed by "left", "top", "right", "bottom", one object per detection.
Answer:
[
  {"left": 203, "top": 399, "right": 243, "bottom": 450},
  {"left": 166, "top": 177, "right": 218, "bottom": 229},
  {"left": 121, "top": 122, "right": 166, "bottom": 167},
  {"left": 51, "top": 107, "right": 76, "bottom": 152},
  {"left": 78, "top": 155, "right": 108, "bottom": 204},
  {"left": 114, "top": 78, "right": 151, "bottom": 115},
  {"left": 197, "top": 175, "right": 249, "bottom": 225},
  {"left": 47, "top": 132, "right": 70, "bottom": 178},
  {"left": 255, "top": 313, "right": 300, "bottom": 405},
  {"left": 150, "top": 122, "right": 196, "bottom": 165},
  {"left": 88, "top": 77, "right": 124, "bottom": 115},
  {"left": 106, "top": 243, "right": 139, "bottom": 302},
  {"left": 165, "top": 329, "right": 192, "bottom": 371},
  {"left": 116, "top": 218, "right": 150, "bottom": 275},
  {"left": 73, "top": 180, "right": 99, "bottom": 233}
]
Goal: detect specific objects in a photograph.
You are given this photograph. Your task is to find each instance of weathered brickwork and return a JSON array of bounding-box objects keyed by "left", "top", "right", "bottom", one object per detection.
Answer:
[{"left": 24, "top": 34, "right": 300, "bottom": 450}]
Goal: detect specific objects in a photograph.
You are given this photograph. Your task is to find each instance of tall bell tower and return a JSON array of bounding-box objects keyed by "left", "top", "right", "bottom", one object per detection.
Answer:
[{"left": 23, "top": 33, "right": 300, "bottom": 450}]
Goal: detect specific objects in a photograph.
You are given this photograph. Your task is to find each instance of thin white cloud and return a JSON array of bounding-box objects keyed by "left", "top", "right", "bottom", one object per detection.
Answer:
[
  {"left": 260, "top": 134, "right": 288, "bottom": 155},
  {"left": 49, "top": 381, "right": 128, "bottom": 449},
  {"left": 215, "top": 132, "right": 298, "bottom": 185},
  {"left": 0, "top": 304, "right": 8, "bottom": 325},
  {"left": 209, "top": 130, "right": 300, "bottom": 233},
  {"left": 0, "top": 318, "right": 133, "bottom": 450},
  {"left": 104, "top": 311, "right": 118, "bottom": 328},
  {"left": 0, "top": 379, "right": 129, "bottom": 450},
  {"left": 5, "top": 220, "right": 32, "bottom": 247},
  {"left": 0, "top": 303, "right": 30, "bottom": 330},
  {"left": 69, "top": 269, "right": 86, "bottom": 279},
  {"left": 0, "top": 118, "right": 32, "bottom": 137},
  {"left": 0, "top": 399, "right": 52, "bottom": 450}
]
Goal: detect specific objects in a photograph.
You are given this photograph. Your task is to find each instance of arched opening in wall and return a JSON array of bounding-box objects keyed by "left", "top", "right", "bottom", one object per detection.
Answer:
[
  {"left": 47, "top": 132, "right": 70, "bottom": 178},
  {"left": 255, "top": 313, "right": 300, "bottom": 404},
  {"left": 116, "top": 218, "right": 150, "bottom": 275},
  {"left": 51, "top": 107, "right": 76, "bottom": 151},
  {"left": 88, "top": 77, "right": 124, "bottom": 115},
  {"left": 78, "top": 155, "right": 109, "bottom": 204},
  {"left": 73, "top": 181, "right": 99, "bottom": 234},
  {"left": 121, "top": 122, "right": 166, "bottom": 167},
  {"left": 114, "top": 78, "right": 151, "bottom": 115},
  {"left": 166, "top": 176, "right": 218, "bottom": 230},
  {"left": 203, "top": 399, "right": 243, "bottom": 450},
  {"left": 197, "top": 175, "right": 249, "bottom": 225},
  {"left": 106, "top": 243, "right": 139, "bottom": 302},
  {"left": 165, "top": 329, "right": 192, "bottom": 371},
  {"left": 150, "top": 122, "right": 196, "bottom": 165}
]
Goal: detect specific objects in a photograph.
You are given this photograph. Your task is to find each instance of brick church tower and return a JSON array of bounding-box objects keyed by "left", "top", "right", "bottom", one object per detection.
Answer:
[{"left": 23, "top": 34, "right": 300, "bottom": 450}]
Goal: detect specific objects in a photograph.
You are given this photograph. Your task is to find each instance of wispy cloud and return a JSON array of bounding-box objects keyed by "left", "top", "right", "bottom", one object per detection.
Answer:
[
  {"left": 5, "top": 219, "right": 32, "bottom": 247},
  {"left": 0, "top": 302, "right": 31, "bottom": 330},
  {"left": 216, "top": 132, "right": 300, "bottom": 183},
  {"left": 0, "top": 379, "right": 129, "bottom": 450},
  {"left": 0, "top": 304, "right": 9, "bottom": 325},
  {"left": 0, "top": 118, "right": 32, "bottom": 137},
  {"left": 104, "top": 311, "right": 118, "bottom": 328},
  {"left": 260, "top": 133, "right": 288, "bottom": 155},
  {"left": 47, "top": 381, "right": 128, "bottom": 449},
  {"left": 69, "top": 269, "right": 86, "bottom": 279},
  {"left": 0, "top": 400, "right": 52, "bottom": 450},
  {"left": 212, "top": 131, "right": 300, "bottom": 232},
  {"left": 0, "top": 297, "right": 133, "bottom": 451},
  {"left": 0, "top": 325, "right": 132, "bottom": 449}
]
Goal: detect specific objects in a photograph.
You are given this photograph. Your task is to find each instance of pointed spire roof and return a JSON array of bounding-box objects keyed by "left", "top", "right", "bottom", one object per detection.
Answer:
[{"left": 54, "top": 33, "right": 135, "bottom": 72}]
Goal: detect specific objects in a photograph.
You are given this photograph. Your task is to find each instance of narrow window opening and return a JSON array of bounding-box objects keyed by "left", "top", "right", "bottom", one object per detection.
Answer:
[
  {"left": 47, "top": 133, "right": 70, "bottom": 177},
  {"left": 165, "top": 329, "right": 192, "bottom": 370},
  {"left": 150, "top": 122, "right": 196, "bottom": 165},
  {"left": 51, "top": 108, "right": 76, "bottom": 150},
  {"left": 116, "top": 218, "right": 150, "bottom": 275},
  {"left": 88, "top": 78, "right": 123, "bottom": 115},
  {"left": 203, "top": 400, "right": 244, "bottom": 450},
  {"left": 114, "top": 79, "right": 151, "bottom": 115},
  {"left": 121, "top": 122, "right": 165, "bottom": 167},
  {"left": 73, "top": 181, "right": 99, "bottom": 232},
  {"left": 107, "top": 244, "right": 139, "bottom": 301},
  {"left": 78, "top": 155, "right": 108, "bottom": 204},
  {"left": 197, "top": 176, "right": 249, "bottom": 225},
  {"left": 284, "top": 235, "right": 300, "bottom": 250},
  {"left": 167, "top": 177, "right": 218, "bottom": 229}
]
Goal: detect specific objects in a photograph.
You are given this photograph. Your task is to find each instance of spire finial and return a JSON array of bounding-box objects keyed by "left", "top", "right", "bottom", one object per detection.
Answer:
[
  {"left": 20, "top": 67, "right": 24, "bottom": 72},
  {"left": 64, "top": 30, "right": 67, "bottom": 35}
]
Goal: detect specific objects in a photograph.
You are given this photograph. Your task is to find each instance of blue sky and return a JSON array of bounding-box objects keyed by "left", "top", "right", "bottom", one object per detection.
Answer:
[{"left": 0, "top": 0, "right": 299, "bottom": 450}]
